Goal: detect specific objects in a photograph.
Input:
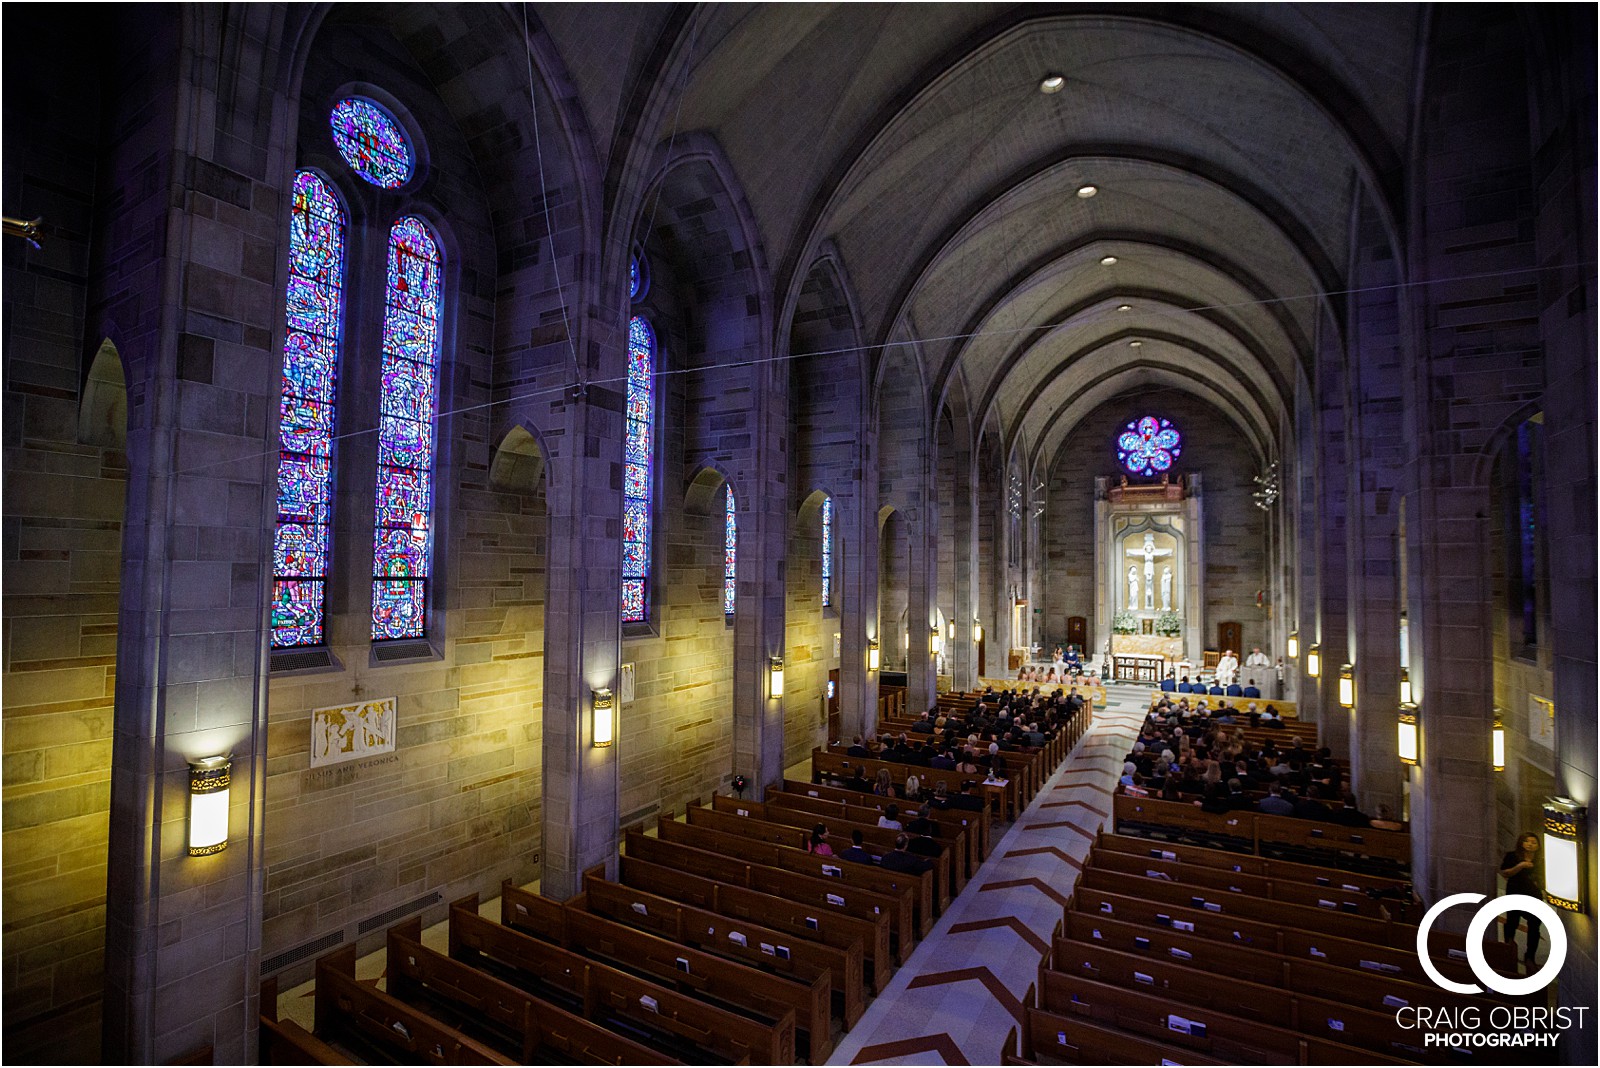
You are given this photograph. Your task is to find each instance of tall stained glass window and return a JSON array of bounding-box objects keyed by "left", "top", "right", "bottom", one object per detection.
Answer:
[
  {"left": 272, "top": 171, "right": 346, "bottom": 648},
  {"left": 330, "top": 98, "right": 413, "bottom": 189},
  {"left": 724, "top": 485, "right": 737, "bottom": 616},
  {"left": 622, "top": 314, "right": 655, "bottom": 622},
  {"left": 371, "top": 217, "right": 442, "bottom": 641},
  {"left": 820, "top": 496, "right": 834, "bottom": 607}
]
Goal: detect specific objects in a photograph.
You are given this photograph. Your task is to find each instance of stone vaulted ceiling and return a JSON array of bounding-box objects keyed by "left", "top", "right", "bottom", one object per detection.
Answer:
[{"left": 537, "top": 2, "right": 1422, "bottom": 468}]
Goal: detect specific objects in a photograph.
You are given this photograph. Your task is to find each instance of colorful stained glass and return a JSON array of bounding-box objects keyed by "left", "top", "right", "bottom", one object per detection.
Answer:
[
  {"left": 622, "top": 312, "right": 654, "bottom": 622},
  {"left": 329, "top": 97, "right": 413, "bottom": 189},
  {"left": 629, "top": 257, "right": 640, "bottom": 299},
  {"left": 371, "top": 217, "right": 442, "bottom": 641},
  {"left": 271, "top": 171, "right": 345, "bottom": 648},
  {"left": 724, "top": 485, "right": 737, "bottom": 616},
  {"left": 1117, "top": 416, "right": 1182, "bottom": 476},
  {"left": 272, "top": 579, "right": 325, "bottom": 647},
  {"left": 820, "top": 495, "right": 834, "bottom": 608}
]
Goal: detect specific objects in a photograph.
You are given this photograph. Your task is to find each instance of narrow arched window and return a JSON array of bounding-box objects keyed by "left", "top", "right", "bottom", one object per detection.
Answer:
[
  {"left": 820, "top": 495, "right": 834, "bottom": 608},
  {"left": 371, "top": 216, "right": 442, "bottom": 640},
  {"left": 724, "top": 485, "right": 737, "bottom": 616},
  {"left": 622, "top": 311, "right": 655, "bottom": 623},
  {"left": 272, "top": 170, "right": 346, "bottom": 648}
]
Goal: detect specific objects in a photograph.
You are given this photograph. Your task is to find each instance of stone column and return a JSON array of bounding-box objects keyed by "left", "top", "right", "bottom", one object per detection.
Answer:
[
  {"left": 736, "top": 355, "right": 789, "bottom": 794},
  {"left": 1183, "top": 479, "right": 1205, "bottom": 666},
  {"left": 951, "top": 445, "right": 978, "bottom": 690}
]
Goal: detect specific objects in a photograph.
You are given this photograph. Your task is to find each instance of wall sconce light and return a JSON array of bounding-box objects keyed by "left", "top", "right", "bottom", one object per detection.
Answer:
[
  {"left": 867, "top": 638, "right": 880, "bottom": 672},
  {"left": 187, "top": 755, "right": 232, "bottom": 856},
  {"left": 946, "top": 619, "right": 954, "bottom": 642},
  {"left": 1492, "top": 712, "right": 1505, "bottom": 772},
  {"left": 1286, "top": 631, "right": 1299, "bottom": 660},
  {"left": 1306, "top": 644, "right": 1321, "bottom": 678},
  {"left": 930, "top": 627, "right": 942, "bottom": 656},
  {"left": 973, "top": 621, "right": 983, "bottom": 644},
  {"left": 1398, "top": 703, "right": 1419, "bottom": 766},
  {"left": 591, "top": 687, "right": 614, "bottom": 748},
  {"left": 769, "top": 655, "right": 785, "bottom": 698},
  {"left": 1399, "top": 667, "right": 1412, "bottom": 706},
  {"left": 1543, "top": 797, "right": 1587, "bottom": 912},
  {"left": 1338, "top": 664, "right": 1355, "bottom": 709}
]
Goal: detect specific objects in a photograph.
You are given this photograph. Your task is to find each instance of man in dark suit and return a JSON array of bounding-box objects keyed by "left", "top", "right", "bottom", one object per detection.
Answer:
[
  {"left": 1292, "top": 784, "right": 1332, "bottom": 821},
  {"left": 1241, "top": 679, "right": 1261, "bottom": 699},
  {"left": 1225, "top": 681, "right": 1244, "bottom": 697},
  {"left": 1159, "top": 672, "right": 1177, "bottom": 693},
  {"left": 949, "top": 781, "right": 986, "bottom": 812},
  {"left": 1177, "top": 676, "right": 1194, "bottom": 693},
  {"left": 1257, "top": 783, "right": 1294, "bottom": 816},
  {"left": 1207, "top": 681, "right": 1225, "bottom": 696},
  {"left": 838, "top": 829, "right": 877, "bottom": 864},
  {"left": 878, "top": 835, "right": 932, "bottom": 874},
  {"left": 846, "top": 735, "right": 870, "bottom": 758},
  {"left": 1330, "top": 794, "right": 1370, "bottom": 826}
]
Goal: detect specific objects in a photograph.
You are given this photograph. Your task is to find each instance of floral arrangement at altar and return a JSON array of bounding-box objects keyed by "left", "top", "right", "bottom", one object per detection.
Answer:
[
  {"left": 1155, "top": 611, "right": 1183, "bottom": 637},
  {"left": 1112, "top": 610, "right": 1137, "bottom": 634}
]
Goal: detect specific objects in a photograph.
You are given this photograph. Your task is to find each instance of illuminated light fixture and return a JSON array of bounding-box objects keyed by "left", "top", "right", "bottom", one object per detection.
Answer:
[
  {"left": 187, "top": 755, "right": 232, "bottom": 856},
  {"left": 1306, "top": 644, "right": 1321, "bottom": 678},
  {"left": 867, "top": 638, "right": 880, "bottom": 672},
  {"left": 1039, "top": 74, "right": 1065, "bottom": 94},
  {"left": 973, "top": 621, "right": 983, "bottom": 644},
  {"left": 1337, "top": 664, "right": 1355, "bottom": 709},
  {"left": 769, "top": 656, "right": 785, "bottom": 699},
  {"left": 1100, "top": 255, "right": 1118, "bottom": 266},
  {"left": 1117, "top": 304, "right": 1132, "bottom": 312},
  {"left": 930, "top": 626, "right": 943, "bottom": 656},
  {"left": 1076, "top": 184, "right": 1097, "bottom": 199},
  {"left": 946, "top": 620, "right": 955, "bottom": 642},
  {"left": 1397, "top": 703, "right": 1419, "bottom": 766},
  {"left": 1492, "top": 712, "right": 1505, "bottom": 772},
  {"left": 1399, "top": 667, "right": 1412, "bottom": 706},
  {"left": 1286, "top": 631, "right": 1299, "bottom": 659},
  {"left": 1543, "top": 797, "right": 1587, "bottom": 912},
  {"left": 591, "top": 688, "right": 614, "bottom": 748},
  {"left": 1128, "top": 340, "right": 1142, "bottom": 348}
]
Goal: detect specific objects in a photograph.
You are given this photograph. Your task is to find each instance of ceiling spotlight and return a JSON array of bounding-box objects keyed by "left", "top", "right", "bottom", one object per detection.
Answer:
[
  {"left": 1100, "top": 255, "right": 1118, "bottom": 266},
  {"left": 1076, "top": 185, "right": 1097, "bottom": 199},
  {"left": 1117, "top": 304, "right": 1132, "bottom": 312},
  {"left": 1128, "top": 340, "right": 1143, "bottom": 348},
  {"left": 1040, "top": 74, "right": 1065, "bottom": 94}
]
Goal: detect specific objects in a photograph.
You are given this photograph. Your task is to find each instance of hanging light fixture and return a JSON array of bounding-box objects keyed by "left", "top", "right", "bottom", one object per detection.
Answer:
[
  {"left": 1492, "top": 712, "right": 1505, "bottom": 772},
  {"left": 1543, "top": 797, "right": 1587, "bottom": 912},
  {"left": 1397, "top": 703, "right": 1419, "bottom": 766},
  {"left": 973, "top": 620, "right": 983, "bottom": 644},
  {"left": 930, "top": 626, "right": 942, "bottom": 656},
  {"left": 769, "top": 656, "right": 785, "bottom": 698},
  {"left": 187, "top": 755, "right": 232, "bottom": 856},
  {"left": 1338, "top": 664, "right": 1355, "bottom": 709},
  {"left": 1306, "top": 644, "right": 1321, "bottom": 678},
  {"left": 1399, "top": 667, "right": 1412, "bottom": 706},
  {"left": 1287, "top": 631, "right": 1299, "bottom": 660},
  {"left": 867, "top": 638, "right": 880, "bottom": 672}
]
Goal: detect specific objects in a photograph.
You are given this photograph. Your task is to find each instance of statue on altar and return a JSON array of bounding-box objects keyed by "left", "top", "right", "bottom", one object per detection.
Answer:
[
  {"left": 1125, "top": 532, "right": 1174, "bottom": 612},
  {"left": 1126, "top": 564, "right": 1139, "bottom": 608},
  {"left": 1160, "top": 566, "right": 1173, "bottom": 612}
]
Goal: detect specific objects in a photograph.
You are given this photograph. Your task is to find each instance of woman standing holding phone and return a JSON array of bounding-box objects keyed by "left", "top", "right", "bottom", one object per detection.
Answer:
[{"left": 1499, "top": 833, "right": 1544, "bottom": 969}]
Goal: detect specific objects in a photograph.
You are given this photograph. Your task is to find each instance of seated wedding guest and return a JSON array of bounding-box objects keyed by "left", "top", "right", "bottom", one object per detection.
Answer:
[
  {"left": 805, "top": 824, "right": 835, "bottom": 856},
  {"left": 838, "top": 829, "right": 877, "bottom": 865},
  {"left": 1331, "top": 793, "right": 1371, "bottom": 826},
  {"left": 1242, "top": 678, "right": 1262, "bottom": 698},
  {"left": 1160, "top": 671, "right": 1177, "bottom": 693},
  {"left": 1257, "top": 782, "right": 1295, "bottom": 815},
  {"left": 846, "top": 735, "right": 870, "bottom": 757},
  {"left": 877, "top": 804, "right": 903, "bottom": 831}
]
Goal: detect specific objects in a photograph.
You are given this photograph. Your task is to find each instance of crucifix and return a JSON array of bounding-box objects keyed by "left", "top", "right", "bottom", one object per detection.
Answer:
[{"left": 1125, "top": 532, "right": 1173, "bottom": 611}]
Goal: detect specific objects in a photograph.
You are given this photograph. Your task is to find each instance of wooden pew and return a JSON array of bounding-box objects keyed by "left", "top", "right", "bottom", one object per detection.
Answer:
[
  {"left": 709, "top": 792, "right": 958, "bottom": 909},
  {"left": 779, "top": 777, "right": 990, "bottom": 863},
  {"left": 1065, "top": 884, "right": 1513, "bottom": 988},
  {"left": 493, "top": 883, "right": 825, "bottom": 1063},
  {"left": 618, "top": 853, "right": 887, "bottom": 997},
  {"left": 1095, "top": 832, "right": 1415, "bottom": 898},
  {"left": 385, "top": 917, "right": 679, "bottom": 1065},
  {"left": 666, "top": 810, "right": 928, "bottom": 945},
  {"left": 1256, "top": 812, "right": 1411, "bottom": 870},
  {"left": 1038, "top": 965, "right": 1421, "bottom": 1064},
  {"left": 1049, "top": 940, "right": 1440, "bottom": 1061},
  {"left": 579, "top": 871, "right": 865, "bottom": 1029},
  {"left": 626, "top": 830, "right": 907, "bottom": 968},
  {"left": 312, "top": 944, "right": 515, "bottom": 1065},
  {"left": 765, "top": 781, "right": 977, "bottom": 881},
  {"left": 1021, "top": 1005, "right": 1225, "bottom": 1065},
  {"left": 1086, "top": 846, "right": 1412, "bottom": 921},
  {"left": 259, "top": 977, "right": 351, "bottom": 1066},
  {"left": 812, "top": 748, "right": 1016, "bottom": 822},
  {"left": 449, "top": 894, "right": 776, "bottom": 1065}
]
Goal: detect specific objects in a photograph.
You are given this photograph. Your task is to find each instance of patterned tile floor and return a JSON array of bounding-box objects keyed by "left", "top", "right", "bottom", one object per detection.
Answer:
[{"left": 827, "top": 683, "right": 1152, "bottom": 1066}]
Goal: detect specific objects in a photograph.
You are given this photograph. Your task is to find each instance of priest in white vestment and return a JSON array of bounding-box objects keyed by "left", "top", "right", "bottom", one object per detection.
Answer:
[{"left": 1215, "top": 649, "right": 1240, "bottom": 687}]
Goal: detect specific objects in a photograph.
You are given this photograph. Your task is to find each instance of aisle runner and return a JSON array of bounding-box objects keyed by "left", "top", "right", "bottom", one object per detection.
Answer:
[{"left": 827, "top": 684, "right": 1151, "bottom": 1066}]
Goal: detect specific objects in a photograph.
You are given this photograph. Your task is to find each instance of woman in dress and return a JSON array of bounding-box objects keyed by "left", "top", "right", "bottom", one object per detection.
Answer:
[{"left": 807, "top": 824, "right": 835, "bottom": 857}]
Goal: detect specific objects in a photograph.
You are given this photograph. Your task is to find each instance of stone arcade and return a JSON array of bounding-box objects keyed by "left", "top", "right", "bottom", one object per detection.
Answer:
[{"left": 1, "top": 3, "right": 1595, "bottom": 1064}]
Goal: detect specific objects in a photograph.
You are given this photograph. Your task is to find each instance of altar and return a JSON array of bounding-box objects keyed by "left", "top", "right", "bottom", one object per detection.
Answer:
[{"left": 1093, "top": 471, "right": 1206, "bottom": 668}]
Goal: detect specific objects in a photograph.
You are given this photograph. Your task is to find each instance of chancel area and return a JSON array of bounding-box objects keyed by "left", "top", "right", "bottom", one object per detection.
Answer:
[{"left": 2, "top": 3, "right": 1596, "bottom": 1065}]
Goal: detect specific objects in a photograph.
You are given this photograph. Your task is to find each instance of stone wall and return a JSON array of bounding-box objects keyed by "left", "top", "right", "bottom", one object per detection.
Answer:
[{"left": 1046, "top": 389, "right": 1268, "bottom": 659}]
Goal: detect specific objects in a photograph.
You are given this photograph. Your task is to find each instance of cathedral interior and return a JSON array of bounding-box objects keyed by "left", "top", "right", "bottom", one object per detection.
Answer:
[{"left": 2, "top": 3, "right": 1596, "bottom": 1064}]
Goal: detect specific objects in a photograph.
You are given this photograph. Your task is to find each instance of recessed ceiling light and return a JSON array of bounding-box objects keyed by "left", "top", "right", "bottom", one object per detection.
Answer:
[
  {"left": 1129, "top": 340, "right": 1143, "bottom": 348},
  {"left": 1117, "top": 304, "right": 1132, "bottom": 312},
  {"left": 1100, "top": 255, "right": 1118, "bottom": 266},
  {"left": 1076, "top": 185, "right": 1097, "bottom": 199},
  {"left": 1040, "top": 74, "right": 1065, "bottom": 94}
]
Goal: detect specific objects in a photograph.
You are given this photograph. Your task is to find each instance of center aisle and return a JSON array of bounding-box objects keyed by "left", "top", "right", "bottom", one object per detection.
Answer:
[{"left": 825, "top": 683, "right": 1152, "bottom": 1066}]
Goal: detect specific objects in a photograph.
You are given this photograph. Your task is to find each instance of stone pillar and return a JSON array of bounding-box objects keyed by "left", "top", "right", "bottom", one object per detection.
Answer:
[
  {"left": 738, "top": 356, "right": 789, "bottom": 794},
  {"left": 951, "top": 445, "right": 978, "bottom": 690},
  {"left": 840, "top": 475, "right": 880, "bottom": 742},
  {"left": 1183, "top": 479, "right": 1205, "bottom": 666},
  {"left": 905, "top": 506, "right": 937, "bottom": 716},
  {"left": 540, "top": 373, "right": 623, "bottom": 900}
]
